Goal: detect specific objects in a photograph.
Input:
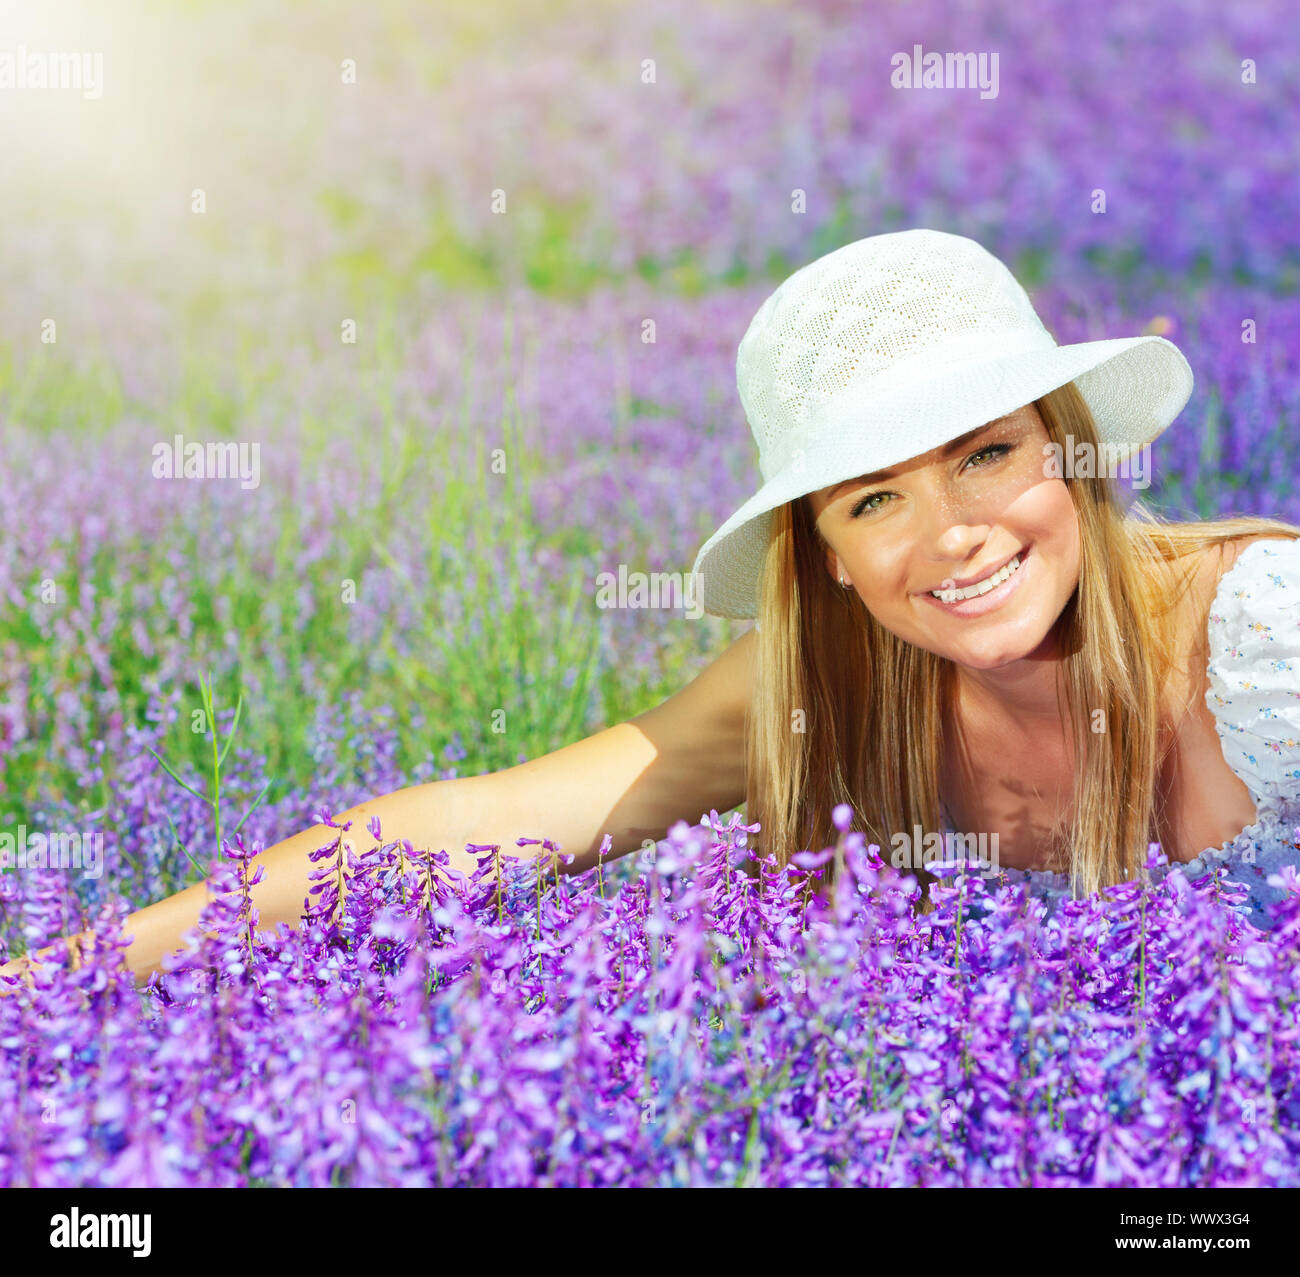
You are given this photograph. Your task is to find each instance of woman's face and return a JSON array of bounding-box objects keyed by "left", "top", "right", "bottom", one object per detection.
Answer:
[{"left": 805, "top": 403, "right": 1081, "bottom": 671}]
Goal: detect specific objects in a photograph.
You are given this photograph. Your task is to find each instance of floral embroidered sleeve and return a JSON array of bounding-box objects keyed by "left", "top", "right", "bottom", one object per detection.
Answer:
[{"left": 1204, "top": 536, "right": 1300, "bottom": 812}]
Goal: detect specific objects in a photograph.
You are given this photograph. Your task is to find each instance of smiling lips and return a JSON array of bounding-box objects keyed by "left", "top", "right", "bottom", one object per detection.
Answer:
[{"left": 929, "top": 553, "right": 1023, "bottom": 602}]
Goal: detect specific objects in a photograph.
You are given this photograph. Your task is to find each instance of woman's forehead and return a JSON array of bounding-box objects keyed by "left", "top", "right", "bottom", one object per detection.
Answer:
[{"left": 809, "top": 407, "right": 1040, "bottom": 505}]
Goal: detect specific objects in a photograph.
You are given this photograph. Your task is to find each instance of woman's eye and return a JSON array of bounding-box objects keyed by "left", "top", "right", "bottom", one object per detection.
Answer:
[
  {"left": 850, "top": 491, "right": 893, "bottom": 518},
  {"left": 965, "top": 443, "right": 1012, "bottom": 469}
]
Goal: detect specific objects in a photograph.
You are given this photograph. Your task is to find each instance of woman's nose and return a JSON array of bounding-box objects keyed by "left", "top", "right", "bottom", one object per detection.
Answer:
[{"left": 921, "top": 485, "right": 992, "bottom": 562}]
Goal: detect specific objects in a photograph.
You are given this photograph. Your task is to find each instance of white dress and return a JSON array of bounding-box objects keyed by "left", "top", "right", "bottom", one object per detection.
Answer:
[{"left": 949, "top": 536, "right": 1300, "bottom": 928}]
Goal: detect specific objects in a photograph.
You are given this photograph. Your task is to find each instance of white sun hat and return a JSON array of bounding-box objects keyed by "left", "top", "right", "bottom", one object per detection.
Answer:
[{"left": 690, "top": 227, "right": 1194, "bottom": 619}]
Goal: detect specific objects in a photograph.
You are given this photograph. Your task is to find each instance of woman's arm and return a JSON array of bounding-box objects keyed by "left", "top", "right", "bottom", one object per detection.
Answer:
[{"left": 1, "top": 628, "right": 757, "bottom": 993}]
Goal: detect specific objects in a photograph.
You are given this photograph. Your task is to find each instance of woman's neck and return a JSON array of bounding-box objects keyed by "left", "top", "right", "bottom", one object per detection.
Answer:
[{"left": 951, "top": 629, "right": 1070, "bottom": 728}]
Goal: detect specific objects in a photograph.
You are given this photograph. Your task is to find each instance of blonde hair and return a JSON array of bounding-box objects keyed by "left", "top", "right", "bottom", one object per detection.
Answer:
[{"left": 743, "top": 379, "right": 1299, "bottom": 912}]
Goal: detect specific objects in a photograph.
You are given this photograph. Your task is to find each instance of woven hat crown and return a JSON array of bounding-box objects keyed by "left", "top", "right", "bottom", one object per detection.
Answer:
[{"left": 737, "top": 229, "right": 1055, "bottom": 481}]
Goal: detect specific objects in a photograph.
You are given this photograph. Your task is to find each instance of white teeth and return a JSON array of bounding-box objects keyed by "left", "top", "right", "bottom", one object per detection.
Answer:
[{"left": 931, "top": 554, "right": 1021, "bottom": 603}]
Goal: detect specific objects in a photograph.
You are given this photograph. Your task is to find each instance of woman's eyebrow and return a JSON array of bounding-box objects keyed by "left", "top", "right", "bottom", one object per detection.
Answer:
[{"left": 825, "top": 422, "right": 1002, "bottom": 500}]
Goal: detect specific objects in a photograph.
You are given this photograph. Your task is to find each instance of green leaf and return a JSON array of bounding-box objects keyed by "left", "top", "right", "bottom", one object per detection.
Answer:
[
  {"left": 231, "top": 778, "right": 274, "bottom": 836},
  {"left": 217, "top": 691, "right": 244, "bottom": 769},
  {"left": 146, "top": 746, "right": 213, "bottom": 808},
  {"left": 165, "top": 809, "right": 209, "bottom": 879}
]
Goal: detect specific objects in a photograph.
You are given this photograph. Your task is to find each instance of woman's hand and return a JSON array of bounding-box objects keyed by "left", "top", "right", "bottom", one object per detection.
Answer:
[
  {"left": 0, "top": 936, "right": 86, "bottom": 999},
  {"left": 0, "top": 953, "right": 40, "bottom": 998}
]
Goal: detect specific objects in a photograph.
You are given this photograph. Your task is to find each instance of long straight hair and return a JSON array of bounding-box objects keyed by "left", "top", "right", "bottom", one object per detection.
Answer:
[{"left": 743, "top": 379, "right": 1300, "bottom": 910}]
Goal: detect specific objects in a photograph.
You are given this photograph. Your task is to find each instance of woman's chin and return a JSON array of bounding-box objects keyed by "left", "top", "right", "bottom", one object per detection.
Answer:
[{"left": 941, "top": 628, "right": 1054, "bottom": 671}]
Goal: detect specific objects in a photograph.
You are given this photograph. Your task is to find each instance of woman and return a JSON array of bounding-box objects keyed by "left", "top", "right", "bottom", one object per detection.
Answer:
[{"left": 5, "top": 228, "right": 1299, "bottom": 993}]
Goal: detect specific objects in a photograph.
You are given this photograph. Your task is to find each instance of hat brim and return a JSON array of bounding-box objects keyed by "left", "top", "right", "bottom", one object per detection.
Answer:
[{"left": 690, "top": 334, "right": 1192, "bottom": 619}]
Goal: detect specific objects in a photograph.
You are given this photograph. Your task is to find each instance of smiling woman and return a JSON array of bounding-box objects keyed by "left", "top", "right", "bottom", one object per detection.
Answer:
[
  {"left": 695, "top": 228, "right": 1300, "bottom": 915},
  {"left": 6, "top": 227, "right": 1298, "bottom": 998},
  {"left": 789, "top": 380, "right": 1297, "bottom": 897}
]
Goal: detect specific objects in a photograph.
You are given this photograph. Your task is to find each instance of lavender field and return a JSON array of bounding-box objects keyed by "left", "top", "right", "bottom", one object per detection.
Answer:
[{"left": 1, "top": 0, "right": 1299, "bottom": 1188}]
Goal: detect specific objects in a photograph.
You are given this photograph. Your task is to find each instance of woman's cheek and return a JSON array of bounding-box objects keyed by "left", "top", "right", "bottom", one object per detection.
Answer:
[{"left": 1002, "top": 473, "right": 1073, "bottom": 533}]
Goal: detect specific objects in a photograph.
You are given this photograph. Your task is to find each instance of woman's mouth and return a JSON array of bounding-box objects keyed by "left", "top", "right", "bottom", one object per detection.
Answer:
[{"left": 919, "top": 547, "right": 1030, "bottom": 617}]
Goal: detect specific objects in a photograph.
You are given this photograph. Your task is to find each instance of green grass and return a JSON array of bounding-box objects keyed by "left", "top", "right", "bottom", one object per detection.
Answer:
[
  {"left": 0, "top": 172, "right": 789, "bottom": 841},
  {"left": 0, "top": 274, "right": 729, "bottom": 837}
]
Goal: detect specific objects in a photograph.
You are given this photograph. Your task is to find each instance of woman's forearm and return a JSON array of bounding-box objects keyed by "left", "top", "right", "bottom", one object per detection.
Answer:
[
  {"left": 2, "top": 720, "right": 686, "bottom": 996},
  {"left": 4, "top": 780, "right": 492, "bottom": 992}
]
